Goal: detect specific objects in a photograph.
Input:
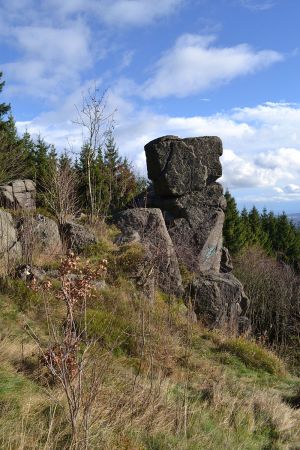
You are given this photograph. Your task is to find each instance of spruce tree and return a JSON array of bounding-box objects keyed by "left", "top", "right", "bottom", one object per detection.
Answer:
[
  {"left": 223, "top": 191, "right": 247, "bottom": 254},
  {"left": 0, "top": 72, "right": 10, "bottom": 129}
]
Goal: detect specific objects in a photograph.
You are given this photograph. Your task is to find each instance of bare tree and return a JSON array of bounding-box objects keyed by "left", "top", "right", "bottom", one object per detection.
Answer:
[
  {"left": 27, "top": 253, "right": 108, "bottom": 449},
  {"left": 73, "top": 87, "right": 115, "bottom": 222},
  {"left": 42, "top": 158, "right": 79, "bottom": 225}
]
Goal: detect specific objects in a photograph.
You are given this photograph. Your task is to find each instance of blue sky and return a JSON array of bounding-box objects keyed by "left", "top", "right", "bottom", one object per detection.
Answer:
[{"left": 1, "top": 0, "right": 300, "bottom": 212}]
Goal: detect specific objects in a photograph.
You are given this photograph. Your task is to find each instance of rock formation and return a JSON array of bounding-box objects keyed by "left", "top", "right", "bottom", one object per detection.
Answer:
[
  {"left": 116, "top": 208, "right": 183, "bottom": 298},
  {"left": 117, "top": 135, "right": 248, "bottom": 332},
  {"left": 17, "top": 214, "right": 63, "bottom": 261},
  {"left": 60, "top": 221, "right": 97, "bottom": 254},
  {"left": 0, "top": 179, "right": 36, "bottom": 210},
  {"left": 0, "top": 210, "right": 22, "bottom": 273}
]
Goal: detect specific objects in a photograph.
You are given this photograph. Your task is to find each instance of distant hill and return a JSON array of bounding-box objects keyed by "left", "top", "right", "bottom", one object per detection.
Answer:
[{"left": 288, "top": 213, "right": 300, "bottom": 227}]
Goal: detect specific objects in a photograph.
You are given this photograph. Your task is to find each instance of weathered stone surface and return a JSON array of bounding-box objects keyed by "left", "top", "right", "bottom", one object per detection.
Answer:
[
  {"left": 0, "top": 209, "right": 21, "bottom": 273},
  {"left": 145, "top": 135, "right": 223, "bottom": 197},
  {"left": 115, "top": 208, "right": 183, "bottom": 297},
  {"left": 0, "top": 179, "right": 36, "bottom": 209},
  {"left": 17, "top": 214, "right": 63, "bottom": 260},
  {"left": 142, "top": 136, "right": 227, "bottom": 274},
  {"left": 125, "top": 134, "right": 248, "bottom": 331},
  {"left": 220, "top": 247, "right": 233, "bottom": 273},
  {"left": 168, "top": 209, "right": 224, "bottom": 273},
  {"left": 61, "top": 221, "right": 97, "bottom": 253},
  {"left": 24, "top": 180, "right": 35, "bottom": 192},
  {"left": 188, "top": 272, "right": 249, "bottom": 332},
  {"left": 33, "top": 215, "right": 62, "bottom": 255},
  {"left": 12, "top": 180, "right": 26, "bottom": 193}
]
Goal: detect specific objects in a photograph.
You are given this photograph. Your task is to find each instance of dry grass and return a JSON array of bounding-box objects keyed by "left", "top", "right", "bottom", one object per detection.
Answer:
[{"left": 1, "top": 234, "right": 300, "bottom": 449}]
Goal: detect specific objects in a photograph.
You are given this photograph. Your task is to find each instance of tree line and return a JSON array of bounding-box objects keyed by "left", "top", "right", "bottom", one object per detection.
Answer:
[
  {"left": 223, "top": 191, "right": 300, "bottom": 268},
  {"left": 0, "top": 72, "right": 146, "bottom": 221}
]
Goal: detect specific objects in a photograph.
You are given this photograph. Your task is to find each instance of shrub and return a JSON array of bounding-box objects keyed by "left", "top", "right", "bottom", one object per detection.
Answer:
[
  {"left": 219, "top": 337, "right": 286, "bottom": 376},
  {"left": 234, "top": 246, "right": 300, "bottom": 350}
]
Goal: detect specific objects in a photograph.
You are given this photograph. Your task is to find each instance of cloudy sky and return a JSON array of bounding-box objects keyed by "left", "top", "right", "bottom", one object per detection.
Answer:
[{"left": 1, "top": 0, "right": 300, "bottom": 212}]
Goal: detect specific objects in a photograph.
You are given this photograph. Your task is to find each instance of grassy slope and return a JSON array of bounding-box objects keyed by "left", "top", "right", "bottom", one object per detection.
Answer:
[{"left": 1, "top": 232, "right": 300, "bottom": 449}]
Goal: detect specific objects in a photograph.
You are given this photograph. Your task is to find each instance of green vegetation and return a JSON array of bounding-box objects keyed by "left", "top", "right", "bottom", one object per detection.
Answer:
[
  {"left": 0, "top": 231, "right": 300, "bottom": 449},
  {"left": 2, "top": 71, "right": 300, "bottom": 449},
  {"left": 0, "top": 73, "right": 146, "bottom": 217},
  {"left": 223, "top": 191, "right": 300, "bottom": 267}
]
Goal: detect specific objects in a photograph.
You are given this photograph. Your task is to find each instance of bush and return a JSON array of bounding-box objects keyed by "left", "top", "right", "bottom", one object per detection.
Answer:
[
  {"left": 219, "top": 337, "right": 286, "bottom": 376},
  {"left": 234, "top": 247, "right": 300, "bottom": 350}
]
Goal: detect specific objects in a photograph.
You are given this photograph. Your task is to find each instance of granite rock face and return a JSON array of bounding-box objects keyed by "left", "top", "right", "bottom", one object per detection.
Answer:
[
  {"left": 122, "top": 135, "right": 248, "bottom": 331},
  {"left": 188, "top": 273, "right": 249, "bottom": 332},
  {"left": 17, "top": 214, "right": 63, "bottom": 261},
  {"left": 145, "top": 136, "right": 226, "bottom": 274},
  {"left": 60, "top": 221, "right": 97, "bottom": 254},
  {"left": 145, "top": 135, "right": 222, "bottom": 197},
  {"left": 116, "top": 208, "right": 183, "bottom": 298},
  {"left": 0, "top": 210, "right": 22, "bottom": 273},
  {"left": 0, "top": 179, "right": 36, "bottom": 210}
]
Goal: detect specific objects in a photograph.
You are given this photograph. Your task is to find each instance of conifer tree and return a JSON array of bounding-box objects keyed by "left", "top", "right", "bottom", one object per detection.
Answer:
[
  {"left": 223, "top": 191, "right": 247, "bottom": 254},
  {"left": 0, "top": 72, "right": 10, "bottom": 129},
  {"left": 21, "top": 130, "right": 36, "bottom": 178},
  {"left": 0, "top": 77, "right": 28, "bottom": 182}
]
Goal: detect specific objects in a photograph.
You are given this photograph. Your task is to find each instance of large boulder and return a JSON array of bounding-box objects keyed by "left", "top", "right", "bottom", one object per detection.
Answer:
[
  {"left": 123, "top": 135, "right": 248, "bottom": 332},
  {"left": 0, "top": 179, "right": 36, "bottom": 210},
  {"left": 17, "top": 214, "right": 63, "bottom": 261},
  {"left": 115, "top": 208, "right": 183, "bottom": 297},
  {"left": 145, "top": 135, "right": 223, "bottom": 197},
  {"left": 144, "top": 136, "right": 226, "bottom": 274},
  {"left": 188, "top": 272, "right": 249, "bottom": 332},
  {"left": 60, "top": 221, "right": 97, "bottom": 254},
  {"left": 0, "top": 209, "right": 21, "bottom": 273}
]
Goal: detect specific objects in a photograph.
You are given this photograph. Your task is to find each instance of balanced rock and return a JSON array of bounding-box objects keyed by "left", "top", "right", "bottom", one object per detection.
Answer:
[
  {"left": 115, "top": 208, "right": 183, "bottom": 298},
  {"left": 145, "top": 135, "right": 222, "bottom": 197},
  {"left": 0, "top": 179, "right": 36, "bottom": 210},
  {"left": 141, "top": 135, "right": 248, "bottom": 331},
  {"left": 144, "top": 136, "right": 226, "bottom": 274}
]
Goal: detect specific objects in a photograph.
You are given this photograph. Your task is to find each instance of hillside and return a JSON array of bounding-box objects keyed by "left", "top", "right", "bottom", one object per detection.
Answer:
[{"left": 1, "top": 226, "right": 300, "bottom": 449}]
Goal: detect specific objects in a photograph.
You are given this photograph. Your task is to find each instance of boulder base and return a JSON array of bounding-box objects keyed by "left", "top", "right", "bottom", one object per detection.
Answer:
[
  {"left": 188, "top": 272, "right": 249, "bottom": 332},
  {"left": 116, "top": 208, "right": 183, "bottom": 297}
]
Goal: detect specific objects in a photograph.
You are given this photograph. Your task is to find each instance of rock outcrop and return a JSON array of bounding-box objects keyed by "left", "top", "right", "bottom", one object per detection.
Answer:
[
  {"left": 116, "top": 208, "right": 183, "bottom": 297},
  {"left": 117, "top": 135, "right": 248, "bottom": 332},
  {"left": 60, "top": 221, "right": 97, "bottom": 254},
  {"left": 0, "top": 210, "right": 22, "bottom": 273},
  {"left": 0, "top": 179, "right": 36, "bottom": 210},
  {"left": 188, "top": 273, "right": 248, "bottom": 332},
  {"left": 144, "top": 136, "right": 226, "bottom": 274},
  {"left": 17, "top": 214, "right": 63, "bottom": 260}
]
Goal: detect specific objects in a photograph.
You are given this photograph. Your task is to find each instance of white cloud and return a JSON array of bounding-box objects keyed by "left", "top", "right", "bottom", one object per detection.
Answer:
[
  {"left": 0, "top": 0, "right": 184, "bottom": 27},
  {"left": 239, "top": 0, "right": 276, "bottom": 11},
  {"left": 142, "top": 34, "right": 283, "bottom": 98},
  {"left": 220, "top": 148, "right": 299, "bottom": 189},
  {"left": 98, "top": 0, "right": 184, "bottom": 26},
  {"left": 3, "top": 22, "right": 93, "bottom": 100}
]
